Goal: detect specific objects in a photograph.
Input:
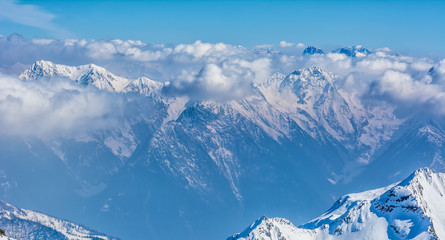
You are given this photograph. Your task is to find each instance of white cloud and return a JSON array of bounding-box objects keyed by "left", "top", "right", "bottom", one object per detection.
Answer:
[
  {"left": 370, "top": 70, "right": 445, "bottom": 115},
  {"left": 280, "top": 41, "right": 294, "bottom": 48},
  {"left": 0, "top": 74, "right": 125, "bottom": 138},
  {"left": 200, "top": 64, "right": 232, "bottom": 91},
  {"left": 64, "top": 39, "right": 88, "bottom": 47},
  {"left": 327, "top": 52, "right": 348, "bottom": 61},
  {"left": 1, "top": 34, "right": 445, "bottom": 114},
  {"left": 165, "top": 57, "right": 271, "bottom": 101},
  {"left": 410, "top": 60, "right": 433, "bottom": 72},
  {"left": 356, "top": 58, "right": 408, "bottom": 74},
  {"left": 86, "top": 41, "right": 117, "bottom": 60},
  {"left": 296, "top": 43, "right": 306, "bottom": 48},
  {"left": 31, "top": 38, "right": 55, "bottom": 45},
  {"left": 174, "top": 40, "right": 241, "bottom": 58}
]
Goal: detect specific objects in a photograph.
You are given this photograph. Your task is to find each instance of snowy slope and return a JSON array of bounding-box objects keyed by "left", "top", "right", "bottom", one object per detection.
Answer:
[
  {"left": 19, "top": 60, "right": 131, "bottom": 92},
  {"left": 0, "top": 236, "right": 15, "bottom": 240},
  {"left": 0, "top": 200, "right": 116, "bottom": 240},
  {"left": 254, "top": 66, "right": 401, "bottom": 161},
  {"left": 332, "top": 46, "right": 372, "bottom": 57},
  {"left": 0, "top": 237, "right": 13, "bottom": 240},
  {"left": 121, "top": 76, "right": 164, "bottom": 97},
  {"left": 231, "top": 168, "right": 445, "bottom": 240}
]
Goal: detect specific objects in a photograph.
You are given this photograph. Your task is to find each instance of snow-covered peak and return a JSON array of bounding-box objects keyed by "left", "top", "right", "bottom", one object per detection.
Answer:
[
  {"left": 281, "top": 66, "right": 331, "bottom": 85},
  {"left": 278, "top": 66, "right": 337, "bottom": 107},
  {"left": 20, "top": 60, "right": 72, "bottom": 80},
  {"left": 279, "top": 66, "right": 333, "bottom": 92},
  {"left": 231, "top": 167, "right": 445, "bottom": 240},
  {"left": 0, "top": 199, "right": 116, "bottom": 240},
  {"left": 122, "top": 76, "right": 164, "bottom": 96},
  {"left": 303, "top": 46, "right": 324, "bottom": 55},
  {"left": 332, "top": 46, "right": 372, "bottom": 57},
  {"left": 401, "top": 167, "right": 438, "bottom": 186},
  {"left": 229, "top": 216, "right": 315, "bottom": 240},
  {"left": 255, "top": 72, "right": 286, "bottom": 89},
  {"left": 19, "top": 60, "right": 130, "bottom": 92}
]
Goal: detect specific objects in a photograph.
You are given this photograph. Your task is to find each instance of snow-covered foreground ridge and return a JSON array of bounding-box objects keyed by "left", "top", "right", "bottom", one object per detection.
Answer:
[
  {"left": 230, "top": 168, "right": 445, "bottom": 240},
  {"left": 0, "top": 200, "right": 116, "bottom": 240}
]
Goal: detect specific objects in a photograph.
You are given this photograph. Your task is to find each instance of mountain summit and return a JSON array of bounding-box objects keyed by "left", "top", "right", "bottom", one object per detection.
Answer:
[
  {"left": 19, "top": 60, "right": 130, "bottom": 92},
  {"left": 332, "top": 46, "right": 372, "bottom": 57},
  {"left": 230, "top": 167, "right": 445, "bottom": 240},
  {"left": 303, "top": 46, "right": 324, "bottom": 55},
  {"left": 19, "top": 60, "right": 165, "bottom": 95}
]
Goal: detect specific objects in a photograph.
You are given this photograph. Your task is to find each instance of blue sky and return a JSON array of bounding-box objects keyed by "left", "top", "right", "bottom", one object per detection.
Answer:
[{"left": 0, "top": 0, "right": 445, "bottom": 56}]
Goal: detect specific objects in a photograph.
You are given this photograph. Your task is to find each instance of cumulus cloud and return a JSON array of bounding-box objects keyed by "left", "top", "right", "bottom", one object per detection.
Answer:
[
  {"left": 0, "top": 36, "right": 249, "bottom": 79},
  {"left": 367, "top": 70, "right": 445, "bottom": 115},
  {"left": 279, "top": 41, "right": 294, "bottom": 48},
  {"left": 164, "top": 58, "right": 271, "bottom": 101},
  {"left": 86, "top": 39, "right": 173, "bottom": 62},
  {"left": 0, "top": 74, "right": 126, "bottom": 138},
  {"left": 1, "top": 34, "right": 445, "bottom": 115},
  {"left": 296, "top": 43, "right": 306, "bottom": 48},
  {"left": 174, "top": 40, "right": 243, "bottom": 59},
  {"left": 356, "top": 58, "right": 408, "bottom": 74}
]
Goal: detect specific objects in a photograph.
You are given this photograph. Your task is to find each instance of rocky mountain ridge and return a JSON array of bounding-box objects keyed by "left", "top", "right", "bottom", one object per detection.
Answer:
[{"left": 231, "top": 168, "right": 445, "bottom": 240}]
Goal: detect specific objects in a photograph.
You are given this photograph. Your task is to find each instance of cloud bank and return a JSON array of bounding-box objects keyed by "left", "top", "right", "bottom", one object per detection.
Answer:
[
  {"left": 0, "top": 74, "right": 125, "bottom": 138},
  {"left": 1, "top": 34, "right": 445, "bottom": 118}
]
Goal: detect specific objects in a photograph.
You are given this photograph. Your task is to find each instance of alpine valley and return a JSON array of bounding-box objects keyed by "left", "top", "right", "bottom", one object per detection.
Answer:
[{"left": 1, "top": 45, "right": 445, "bottom": 240}]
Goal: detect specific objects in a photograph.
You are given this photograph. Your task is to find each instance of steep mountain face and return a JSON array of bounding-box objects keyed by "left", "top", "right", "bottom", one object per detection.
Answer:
[
  {"left": 303, "top": 46, "right": 324, "bottom": 55},
  {"left": 231, "top": 168, "right": 445, "bottom": 240},
  {"left": 2, "top": 60, "right": 444, "bottom": 239},
  {"left": 0, "top": 200, "right": 115, "bottom": 240},
  {"left": 121, "top": 77, "right": 164, "bottom": 97},
  {"left": 355, "top": 119, "right": 445, "bottom": 189},
  {"left": 146, "top": 66, "right": 401, "bottom": 198},
  {"left": 256, "top": 67, "right": 401, "bottom": 163}
]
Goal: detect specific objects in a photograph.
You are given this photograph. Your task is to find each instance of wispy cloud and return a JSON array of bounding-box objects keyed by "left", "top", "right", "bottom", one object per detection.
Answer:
[{"left": 0, "top": 0, "right": 69, "bottom": 37}]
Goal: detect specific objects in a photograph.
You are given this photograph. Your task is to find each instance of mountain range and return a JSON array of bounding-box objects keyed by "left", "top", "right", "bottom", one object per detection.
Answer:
[{"left": 1, "top": 56, "right": 444, "bottom": 239}]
